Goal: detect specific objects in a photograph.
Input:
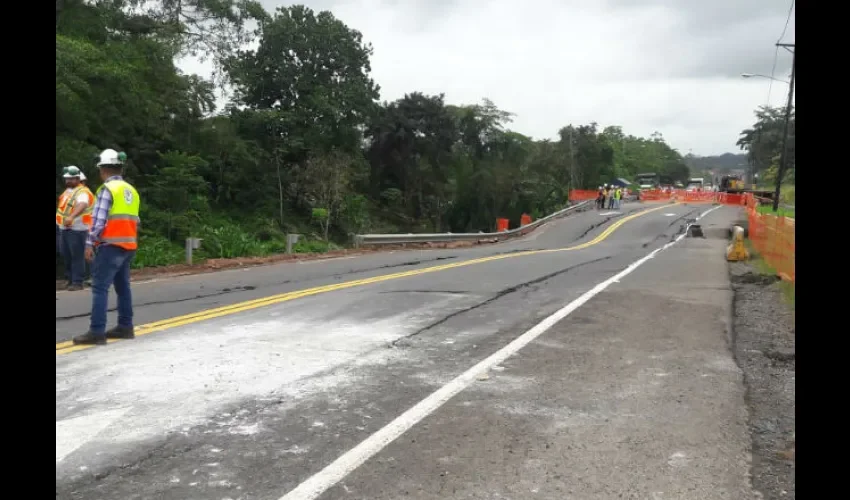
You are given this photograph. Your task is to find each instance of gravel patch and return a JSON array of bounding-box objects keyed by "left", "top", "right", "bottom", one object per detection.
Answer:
[{"left": 730, "top": 262, "right": 795, "bottom": 500}]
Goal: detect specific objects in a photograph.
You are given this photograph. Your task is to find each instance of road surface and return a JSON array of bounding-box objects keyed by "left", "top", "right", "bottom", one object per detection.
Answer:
[{"left": 56, "top": 202, "right": 756, "bottom": 500}]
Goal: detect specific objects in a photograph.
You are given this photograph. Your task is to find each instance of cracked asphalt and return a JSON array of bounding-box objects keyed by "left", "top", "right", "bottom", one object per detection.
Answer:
[{"left": 56, "top": 202, "right": 756, "bottom": 500}]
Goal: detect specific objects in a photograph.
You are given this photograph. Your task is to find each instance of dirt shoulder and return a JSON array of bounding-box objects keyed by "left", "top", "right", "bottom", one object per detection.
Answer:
[{"left": 730, "top": 262, "right": 795, "bottom": 499}]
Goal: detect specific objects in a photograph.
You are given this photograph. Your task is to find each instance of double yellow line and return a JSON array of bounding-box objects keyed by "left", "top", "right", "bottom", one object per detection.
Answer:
[{"left": 56, "top": 204, "right": 673, "bottom": 355}]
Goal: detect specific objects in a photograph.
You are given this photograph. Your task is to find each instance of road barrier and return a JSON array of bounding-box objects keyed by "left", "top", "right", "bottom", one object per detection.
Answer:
[
  {"left": 726, "top": 226, "right": 749, "bottom": 261},
  {"left": 353, "top": 200, "right": 592, "bottom": 247}
]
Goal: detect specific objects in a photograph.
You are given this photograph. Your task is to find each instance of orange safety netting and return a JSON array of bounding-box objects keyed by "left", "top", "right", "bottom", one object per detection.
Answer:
[
  {"left": 569, "top": 190, "right": 599, "bottom": 201},
  {"left": 745, "top": 194, "right": 795, "bottom": 283}
]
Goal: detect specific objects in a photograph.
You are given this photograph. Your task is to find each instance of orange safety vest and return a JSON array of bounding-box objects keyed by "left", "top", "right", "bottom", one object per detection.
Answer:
[
  {"left": 97, "top": 180, "right": 140, "bottom": 250},
  {"left": 56, "top": 186, "right": 95, "bottom": 228}
]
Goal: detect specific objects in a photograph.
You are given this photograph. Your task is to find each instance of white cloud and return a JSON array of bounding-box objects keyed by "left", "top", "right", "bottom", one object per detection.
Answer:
[{"left": 178, "top": 0, "right": 795, "bottom": 156}]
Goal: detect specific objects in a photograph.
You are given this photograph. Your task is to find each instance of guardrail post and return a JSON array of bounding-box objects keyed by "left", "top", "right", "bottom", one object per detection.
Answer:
[
  {"left": 185, "top": 237, "right": 203, "bottom": 265},
  {"left": 285, "top": 234, "right": 301, "bottom": 254}
]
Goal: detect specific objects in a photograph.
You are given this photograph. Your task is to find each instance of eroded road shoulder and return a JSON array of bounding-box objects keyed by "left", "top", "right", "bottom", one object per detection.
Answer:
[{"left": 730, "top": 262, "right": 795, "bottom": 500}]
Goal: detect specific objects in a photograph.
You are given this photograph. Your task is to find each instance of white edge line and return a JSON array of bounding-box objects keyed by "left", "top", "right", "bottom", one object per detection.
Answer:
[{"left": 279, "top": 204, "right": 723, "bottom": 500}]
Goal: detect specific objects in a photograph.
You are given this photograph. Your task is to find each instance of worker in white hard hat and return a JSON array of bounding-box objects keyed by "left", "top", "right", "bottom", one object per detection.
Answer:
[
  {"left": 56, "top": 166, "right": 95, "bottom": 291},
  {"left": 74, "top": 149, "right": 141, "bottom": 346}
]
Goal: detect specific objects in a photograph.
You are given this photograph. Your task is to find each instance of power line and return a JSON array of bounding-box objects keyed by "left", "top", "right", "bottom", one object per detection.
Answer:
[
  {"left": 777, "top": 0, "right": 795, "bottom": 44},
  {"left": 766, "top": 46, "right": 779, "bottom": 105},
  {"left": 767, "top": 0, "right": 794, "bottom": 105}
]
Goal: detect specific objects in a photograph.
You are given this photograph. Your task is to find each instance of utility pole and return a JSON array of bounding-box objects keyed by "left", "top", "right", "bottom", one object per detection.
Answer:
[{"left": 772, "top": 43, "right": 795, "bottom": 212}]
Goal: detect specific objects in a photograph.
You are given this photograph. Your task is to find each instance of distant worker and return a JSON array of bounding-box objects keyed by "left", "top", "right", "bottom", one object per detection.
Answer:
[
  {"left": 597, "top": 186, "right": 605, "bottom": 209},
  {"left": 608, "top": 186, "right": 616, "bottom": 210},
  {"left": 56, "top": 166, "right": 94, "bottom": 291},
  {"left": 614, "top": 187, "right": 622, "bottom": 209},
  {"left": 73, "top": 149, "right": 141, "bottom": 346}
]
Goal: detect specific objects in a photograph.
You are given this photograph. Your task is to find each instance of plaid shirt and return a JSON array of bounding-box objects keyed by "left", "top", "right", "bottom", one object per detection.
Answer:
[{"left": 86, "top": 175, "right": 122, "bottom": 248}]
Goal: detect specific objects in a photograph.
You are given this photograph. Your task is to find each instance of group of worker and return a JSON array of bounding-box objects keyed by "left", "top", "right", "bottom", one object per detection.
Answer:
[
  {"left": 596, "top": 184, "right": 625, "bottom": 210},
  {"left": 56, "top": 149, "right": 142, "bottom": 346}
]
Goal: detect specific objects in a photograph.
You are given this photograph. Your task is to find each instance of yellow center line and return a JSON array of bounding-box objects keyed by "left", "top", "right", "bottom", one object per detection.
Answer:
[{"left": 56, "top": 203, "right": 675, "bottom": 355}]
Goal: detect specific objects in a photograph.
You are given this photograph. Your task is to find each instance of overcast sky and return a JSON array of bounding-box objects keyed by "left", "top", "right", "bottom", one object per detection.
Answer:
[{"left": 179, "top": 0, "right": 795, "bottom": 156}]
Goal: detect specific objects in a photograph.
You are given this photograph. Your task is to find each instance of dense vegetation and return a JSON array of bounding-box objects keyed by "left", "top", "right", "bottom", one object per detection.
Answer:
[
  {"left": 56, "top": 0, "right": 694, "bottom": 269},
  {"left": 736, "top": 105, "right": 796, "bottom": 190}
]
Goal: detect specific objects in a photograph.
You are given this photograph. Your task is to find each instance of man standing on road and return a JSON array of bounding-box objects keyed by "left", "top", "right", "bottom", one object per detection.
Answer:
[
  {"left": 56, "top": 166, "right": 94, "bottom": 291},
  {"left": 73, "top": 149, "right": 141, "bottom": 346},
  {"left": 614, "top": 186, "right": 622, "bottom": 210}
]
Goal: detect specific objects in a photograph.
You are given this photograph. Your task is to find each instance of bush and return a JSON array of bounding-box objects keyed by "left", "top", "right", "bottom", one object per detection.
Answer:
[
  {"left": 293, "top": 239, "right": 340, "bottom": 254},
  {"left": 134, "top": 235, "right": 185, "bottom": 269},
  {"left": 198, "top": 223, "right": 268, "bottom": 259}
]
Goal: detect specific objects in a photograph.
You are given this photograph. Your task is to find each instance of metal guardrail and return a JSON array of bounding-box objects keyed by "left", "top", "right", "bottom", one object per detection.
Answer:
[{"left": 353, "top": 200, "right": 593, "bottom": 247}]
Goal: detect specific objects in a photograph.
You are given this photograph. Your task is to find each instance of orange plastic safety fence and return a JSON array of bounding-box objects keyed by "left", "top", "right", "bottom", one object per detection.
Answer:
[
  {"left": 638, "top": 189, "right": 673, "bottom": 202},
  {"left": 568, "top": 190, "right": 599, "bottom": 201},
  {"left": 746, "top": 199, "right": 795, "bottom": 283}
]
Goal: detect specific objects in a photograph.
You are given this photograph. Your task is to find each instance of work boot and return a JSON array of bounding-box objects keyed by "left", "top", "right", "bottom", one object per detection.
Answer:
[
  {"left": 106, "top": 325, "right": 135, "bottom": 340},
  {"left": 73, "top": 332, "right": 107, "bottom": 346},
  {"left": 67, "top": 284, "right": 83, "bottom": 291}
]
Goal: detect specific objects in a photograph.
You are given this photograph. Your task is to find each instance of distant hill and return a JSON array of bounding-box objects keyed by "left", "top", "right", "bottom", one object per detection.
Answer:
[{"left": 685, "top": 153, "right": 748, "bottom": 172}]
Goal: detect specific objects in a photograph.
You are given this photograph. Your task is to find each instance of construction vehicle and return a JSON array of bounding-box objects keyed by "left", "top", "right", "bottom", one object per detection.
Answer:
[
  {"left": 718, "top": 174, "right": 775, "bottom": 199},
  {"left": 635, "top": 172, "right": 658, "bottom": 189},
  {"left": 686, "top": 177, "right": 704, "bottom": 191}
]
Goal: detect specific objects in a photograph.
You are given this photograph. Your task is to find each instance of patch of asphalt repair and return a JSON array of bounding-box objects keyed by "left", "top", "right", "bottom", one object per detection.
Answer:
[
  {"left": 729, "top": 262, "right": 795, "bottom": 500},
  {"left": 55, "top": 256, "right": 459, "bottom": 321},
  {"left": 55, "top": 248, "right": 625, "bottom": 500}
]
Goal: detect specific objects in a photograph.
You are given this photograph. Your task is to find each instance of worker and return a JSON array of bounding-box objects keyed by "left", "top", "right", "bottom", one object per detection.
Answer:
[
  {"left": 608, "top": 185, "right": 616, "bottom": 210},
  {"left": 73, "top": 149, "right": 141, "bottom": 346},
  {"left": 56, "top": 166, "right": 94, "bottom": 291},
  {"left": 614, "top": 186, "right": 622, "bottom": 209},
  {"left": 596, "top": 186, "right": 605, "bottom": 209}
]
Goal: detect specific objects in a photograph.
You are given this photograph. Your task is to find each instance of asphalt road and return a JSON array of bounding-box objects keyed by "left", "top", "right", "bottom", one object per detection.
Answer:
[{"left": 56, "top": 202, "right": 757, "bottom": 500}]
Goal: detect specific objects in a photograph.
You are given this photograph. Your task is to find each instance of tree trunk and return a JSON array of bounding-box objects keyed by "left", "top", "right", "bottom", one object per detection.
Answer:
[
  {"left": 276, "top": 160, "right": 284, "bottom": 228},
  {"left": 324, "top": 209, "right": 330, "bottom": 241}
]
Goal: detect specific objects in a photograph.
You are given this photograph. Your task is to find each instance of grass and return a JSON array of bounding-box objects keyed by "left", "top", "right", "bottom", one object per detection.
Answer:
[
  {"left": 756, "top": 205, "right": 795, "bottom": 219},
  {"left": 744, "top": 240, "right": 795, "bottom": 309}
]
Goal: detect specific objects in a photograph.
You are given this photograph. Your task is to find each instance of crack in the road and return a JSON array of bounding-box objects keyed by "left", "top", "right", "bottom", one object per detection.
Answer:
[
  {"left": 575, "top": 215, "right": 620, "bottom": 241},
  {"left": 55, "top": 285, "right": 265, "bottom": 320},
  {"left": 379, "top": 290, "right": 469, "bottom": 295},
  {"left": 390, "top": 255, "right": 613, "bottom": 347},
  {"left": 56, "top": 256, "right": 459, "bottom": 322}
]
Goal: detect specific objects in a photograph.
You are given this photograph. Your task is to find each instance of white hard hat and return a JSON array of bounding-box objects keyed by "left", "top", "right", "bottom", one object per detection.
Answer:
[
  {"left": 63, "top": 165, "right": 82, "bottom": 179},
  {"left": 97, "top": 149, "right": 127, "bottom": 167}
]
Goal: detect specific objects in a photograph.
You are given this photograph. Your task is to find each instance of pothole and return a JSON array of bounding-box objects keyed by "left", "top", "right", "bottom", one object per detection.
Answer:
[{"left": 731, "top": 272, "right": 780, "bottom": 286}]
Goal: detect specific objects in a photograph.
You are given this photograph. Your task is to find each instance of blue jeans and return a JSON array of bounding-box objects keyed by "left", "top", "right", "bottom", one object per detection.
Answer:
[
  {"left": 90, "top": 245, "right": 136, "bottom": 335},
  {"left": 60, "top": 229, "right": 88, "bottom": 285}
]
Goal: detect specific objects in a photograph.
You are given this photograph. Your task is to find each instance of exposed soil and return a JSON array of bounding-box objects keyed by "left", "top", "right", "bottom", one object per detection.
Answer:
[{"left": 730, "top": 262, "right": 795, "bottom": 499}]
